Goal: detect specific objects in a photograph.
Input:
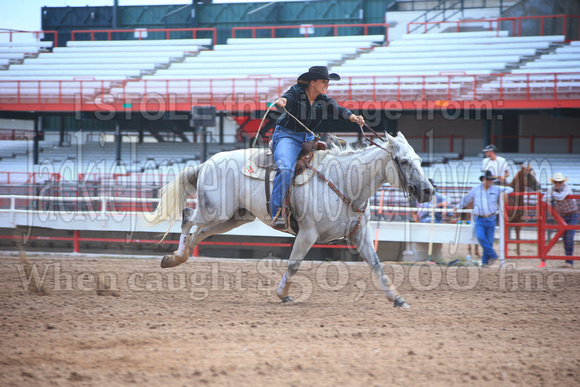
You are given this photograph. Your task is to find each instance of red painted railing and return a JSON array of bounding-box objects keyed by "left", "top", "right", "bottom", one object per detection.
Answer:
[
  {"left": 70, "top": 27, "right": 217, "bottom": 44},
  {"left": 0, "top": 172, "right": 61, "bottom": 185},
  {"left": 2, "top": 72, "right": 578, "bottom": 112},
  {"left": 0, "top": 129, "right": 33, "bottom": 141},
  {"left": 232, "top": 23, "right": 389, "bottom": 43},
  {"left": 408, "top": 15, "right": 580, "bottom": 41},
  {"left": 504, "top": 192, "right": 580, "bottom": 260},
  {"left": 0, "top": 30, "right": 58, "bottom": 48}
]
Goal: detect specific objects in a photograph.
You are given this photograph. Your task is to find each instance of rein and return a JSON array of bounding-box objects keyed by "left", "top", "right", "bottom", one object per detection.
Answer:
[
  {"left": 252, "top": 101, "right": 319, "bottom": 148},
  {"left": 306, "top": 162, "right": 367, "bottom": 240},
  {"left": 356, "top": 122, "right": 412, "bottom": 198}
]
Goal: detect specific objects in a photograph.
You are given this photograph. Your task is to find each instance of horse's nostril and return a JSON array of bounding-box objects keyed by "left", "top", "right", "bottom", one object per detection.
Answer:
[{"left": 423, "top": 188, "right": 431, "bottom": 195}]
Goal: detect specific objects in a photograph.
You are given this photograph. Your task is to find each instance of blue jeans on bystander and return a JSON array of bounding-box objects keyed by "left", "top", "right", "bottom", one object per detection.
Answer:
[
  {"left": 270, "top": 126, "right": 315, "bottom": 219},
  {"left": 562, "top": 212, "right": 578, "bottom": 266},
  {"left": 475, "top": 215, "right": 498, "bottom": 265}
]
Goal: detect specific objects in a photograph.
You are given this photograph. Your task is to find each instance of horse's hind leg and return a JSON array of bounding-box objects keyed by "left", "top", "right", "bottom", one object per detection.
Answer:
[
  {"left": 161, "top": 208, "right": 196, "bottom": 268},
  {"left": 187, "top": 210, "right": 255, "bottom": 257},
  {"left": 161, "top": 208, "right": 255, "bottom": 268}
]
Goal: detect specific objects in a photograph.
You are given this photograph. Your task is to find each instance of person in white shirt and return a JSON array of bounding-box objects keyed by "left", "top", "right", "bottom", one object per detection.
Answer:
[
  {"left": 481, "top": 144, "right": 509, "bottom": 183},
  {"left": 455, "top": 170, "right": 514, "bottom": 266}
]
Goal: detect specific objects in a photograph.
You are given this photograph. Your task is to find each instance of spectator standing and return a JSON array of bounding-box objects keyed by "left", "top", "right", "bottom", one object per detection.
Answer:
[
  {"left": 413, "top": 179, "right": 448, "bottom": 223},
  {"left": 481, "top": 144, "right": 509, "bottom": 183},
  {"left": 455, "top": 170, "right": 514, "bottom": 267},
  {"left": 539, "top": 173, "right": 578, "bottom": 268}
]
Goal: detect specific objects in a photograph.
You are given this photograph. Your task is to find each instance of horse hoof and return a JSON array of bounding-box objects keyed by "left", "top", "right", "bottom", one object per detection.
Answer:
[
  {"left": 280, "top": 296, "right": 294, "bottom": 303},
  {"left": 394, "top": 296, "right": 410, "bottom": 308},
  {"left": 160, "top": 255, "right": 174, "bottom": 268}
]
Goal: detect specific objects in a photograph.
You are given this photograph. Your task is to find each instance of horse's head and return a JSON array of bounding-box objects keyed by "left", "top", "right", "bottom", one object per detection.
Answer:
[
  {"left": 513, "top": 164, "right": 540, "bottom": 191},
  {"left": 385, "top": 132, "right": 435, "bottom": 203}
]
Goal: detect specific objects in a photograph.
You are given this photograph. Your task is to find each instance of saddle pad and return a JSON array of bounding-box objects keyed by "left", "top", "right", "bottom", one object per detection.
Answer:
[{"left": 242, "top": 148, "right": 329, "bottom": 186}]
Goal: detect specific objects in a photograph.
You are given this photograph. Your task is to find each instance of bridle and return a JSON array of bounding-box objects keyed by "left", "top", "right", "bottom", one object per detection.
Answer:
[{"left": 356, "top": 122, "right": 413, "bottom": 198}]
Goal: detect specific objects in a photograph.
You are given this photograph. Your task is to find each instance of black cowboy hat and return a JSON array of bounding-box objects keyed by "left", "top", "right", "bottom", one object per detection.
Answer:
[
  {"left": 479, "top": 170, "right": 495, "bottom": 181},
  {"left": 297, "top": 66, "right": 341, "bottom": 82}
]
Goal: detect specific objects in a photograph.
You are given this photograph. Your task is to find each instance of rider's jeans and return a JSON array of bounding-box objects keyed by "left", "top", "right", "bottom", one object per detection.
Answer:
[{"left": 270, "top": 125, "right": 315, "bottom": 218}]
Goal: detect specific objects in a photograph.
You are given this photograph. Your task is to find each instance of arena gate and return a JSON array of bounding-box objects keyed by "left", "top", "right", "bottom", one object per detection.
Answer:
[{"left": 503, "top": 192, "right": 580, "bottom": 261}]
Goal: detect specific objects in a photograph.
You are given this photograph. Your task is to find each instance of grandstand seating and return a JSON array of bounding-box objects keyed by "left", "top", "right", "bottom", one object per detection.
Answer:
[
  {"left": 0, "top": 40, "right": 53, "bottom": 69},
  {"left": 0, "top": 38, "right": 212, "bottom": 104},
  {"left": 0, "top": 141, "right": 252, "bottom": 177},
  {"left": 330, "top": 31, "right": 568, "bottom": 101},
  {"left": 0, "top": 140, "right": 30, "bottom": 160},
  {"left": 0, "top": 38, "right": 211, "bottom": 81},
  {"left": 1, "top": 30, "right": 576, "bottom": 105},
  {"left": 1, "top": 137, "right": 577, "bottom": 188},
  {"left": 475, "top": 40, "right": 580, "bottom": 99},
  {"left": 108, "top": 34, "right": 385, "bottom": 103}
]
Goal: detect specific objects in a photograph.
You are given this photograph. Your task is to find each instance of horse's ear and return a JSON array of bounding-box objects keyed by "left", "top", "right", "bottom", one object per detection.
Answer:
[
  {"left": 397, "top": 131, "right": 407, "bottom": 141},
  {"left": 384, "top": 131, "right": 396, "bottom": 146}
]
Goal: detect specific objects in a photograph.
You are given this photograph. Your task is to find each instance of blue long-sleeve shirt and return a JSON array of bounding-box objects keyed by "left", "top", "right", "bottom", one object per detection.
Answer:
[{"left": 457, "top": 184, "right": 514, "bottom": 217}]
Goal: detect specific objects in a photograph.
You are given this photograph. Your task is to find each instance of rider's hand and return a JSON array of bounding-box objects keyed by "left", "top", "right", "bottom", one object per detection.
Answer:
[
  {"left": 275, "top": 98, "right": 287, "bottom": 108},
  {"left": 350, "top": 114, "right": 365, "bottom": 125}
]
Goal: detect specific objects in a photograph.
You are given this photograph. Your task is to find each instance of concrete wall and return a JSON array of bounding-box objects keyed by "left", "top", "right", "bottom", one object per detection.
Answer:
[{"left": 503, "top": 0, "right": 580, "bottom": 37}]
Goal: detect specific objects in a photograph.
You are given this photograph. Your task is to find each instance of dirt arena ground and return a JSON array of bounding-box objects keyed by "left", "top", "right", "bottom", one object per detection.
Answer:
[{"left": 1, "top": 253, "right": 579, "bottom": 386}]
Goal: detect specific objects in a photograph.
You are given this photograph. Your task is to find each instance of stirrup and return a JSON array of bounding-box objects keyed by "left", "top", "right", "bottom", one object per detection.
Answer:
[{"left": 272, "top": 216, "right": 288, "bottom": 230}]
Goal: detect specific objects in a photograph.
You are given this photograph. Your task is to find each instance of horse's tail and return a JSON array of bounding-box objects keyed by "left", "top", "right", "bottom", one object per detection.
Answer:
[{"left": 145, "top": 165, "right": 201, "bottom": 231}]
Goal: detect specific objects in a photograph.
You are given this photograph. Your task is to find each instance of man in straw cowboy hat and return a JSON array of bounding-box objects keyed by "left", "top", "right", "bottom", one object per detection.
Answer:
[
  {"left": 538, "top": 172, "right": 578, "bottom": 268},
  {"left": 270, "top": 66, "right": 365, "bottom": 230},
  {"left": 454, "top": 170, "right": 513, "bottom": 267}
]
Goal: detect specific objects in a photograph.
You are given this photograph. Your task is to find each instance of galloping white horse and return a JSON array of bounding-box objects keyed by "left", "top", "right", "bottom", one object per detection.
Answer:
[{"left": 147, "top": 132, "right": 434, "bottom": 308}]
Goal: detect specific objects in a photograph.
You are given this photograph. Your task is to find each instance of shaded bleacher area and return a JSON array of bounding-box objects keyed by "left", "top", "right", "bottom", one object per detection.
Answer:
[{"left": 1, "top": 139, "right": 578, "bottom": 185}]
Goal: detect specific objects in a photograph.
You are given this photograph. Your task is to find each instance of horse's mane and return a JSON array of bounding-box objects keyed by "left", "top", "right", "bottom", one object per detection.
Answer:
[{"left": 323, "top": 133, "right": 361, "bottom": 157}]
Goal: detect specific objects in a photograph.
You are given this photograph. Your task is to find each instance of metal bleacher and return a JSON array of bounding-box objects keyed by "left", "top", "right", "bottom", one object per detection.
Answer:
[
  {"left": 108, "top": 35, "right": 385, "bottom": 103},
  {"left": 330, "top": 30, "right": 569, "bottom": 101},
  {"left": 0, "top": 38, "right": 212, "bottom": 104},
  {"left": 0, "top": 40, "right": 53, "bottom": 69}
]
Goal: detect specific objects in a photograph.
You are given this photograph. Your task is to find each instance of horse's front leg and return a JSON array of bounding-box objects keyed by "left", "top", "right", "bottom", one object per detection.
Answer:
[
  {"left": 351, "top": 224, "right": 409, "bottom": 308},
  {"left": 161, "top": 208, "right": 196, "bottom": 268},
  {"left": 277, "top": 230, "right": 317, "bottom": 303}
]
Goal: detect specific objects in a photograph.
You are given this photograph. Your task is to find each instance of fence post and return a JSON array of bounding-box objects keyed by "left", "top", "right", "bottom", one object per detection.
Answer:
[
  {"left": 73, "top": 230, "right": 80, "bottom": 253},
  {"left": 537, "top": 195, "right": 545, "bottom": 258},
  {"left": 499, "top": 192, "right": 506, "bottom": 266}
]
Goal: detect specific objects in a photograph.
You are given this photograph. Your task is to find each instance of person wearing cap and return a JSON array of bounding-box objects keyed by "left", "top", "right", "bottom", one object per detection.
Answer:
[
  {"left": 481, "top": 144, "right": 509, "bottom": 183},
  {"left": 538, "top": 172, "right": 578, "bottom": 268},
  {"left": 454, "top": 170, "right": 514, "bottom": 266},
  {"left": 270, "top": 66, "right": 365, "bottom": 230},
  {"left": 413, "top": 179, "right": 448, "bottom": 223}
]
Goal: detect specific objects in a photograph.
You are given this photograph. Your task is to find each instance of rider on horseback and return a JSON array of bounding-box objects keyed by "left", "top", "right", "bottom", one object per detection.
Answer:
[{"left": 271, "top": 66, "right": 365, "bottom": 230}]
